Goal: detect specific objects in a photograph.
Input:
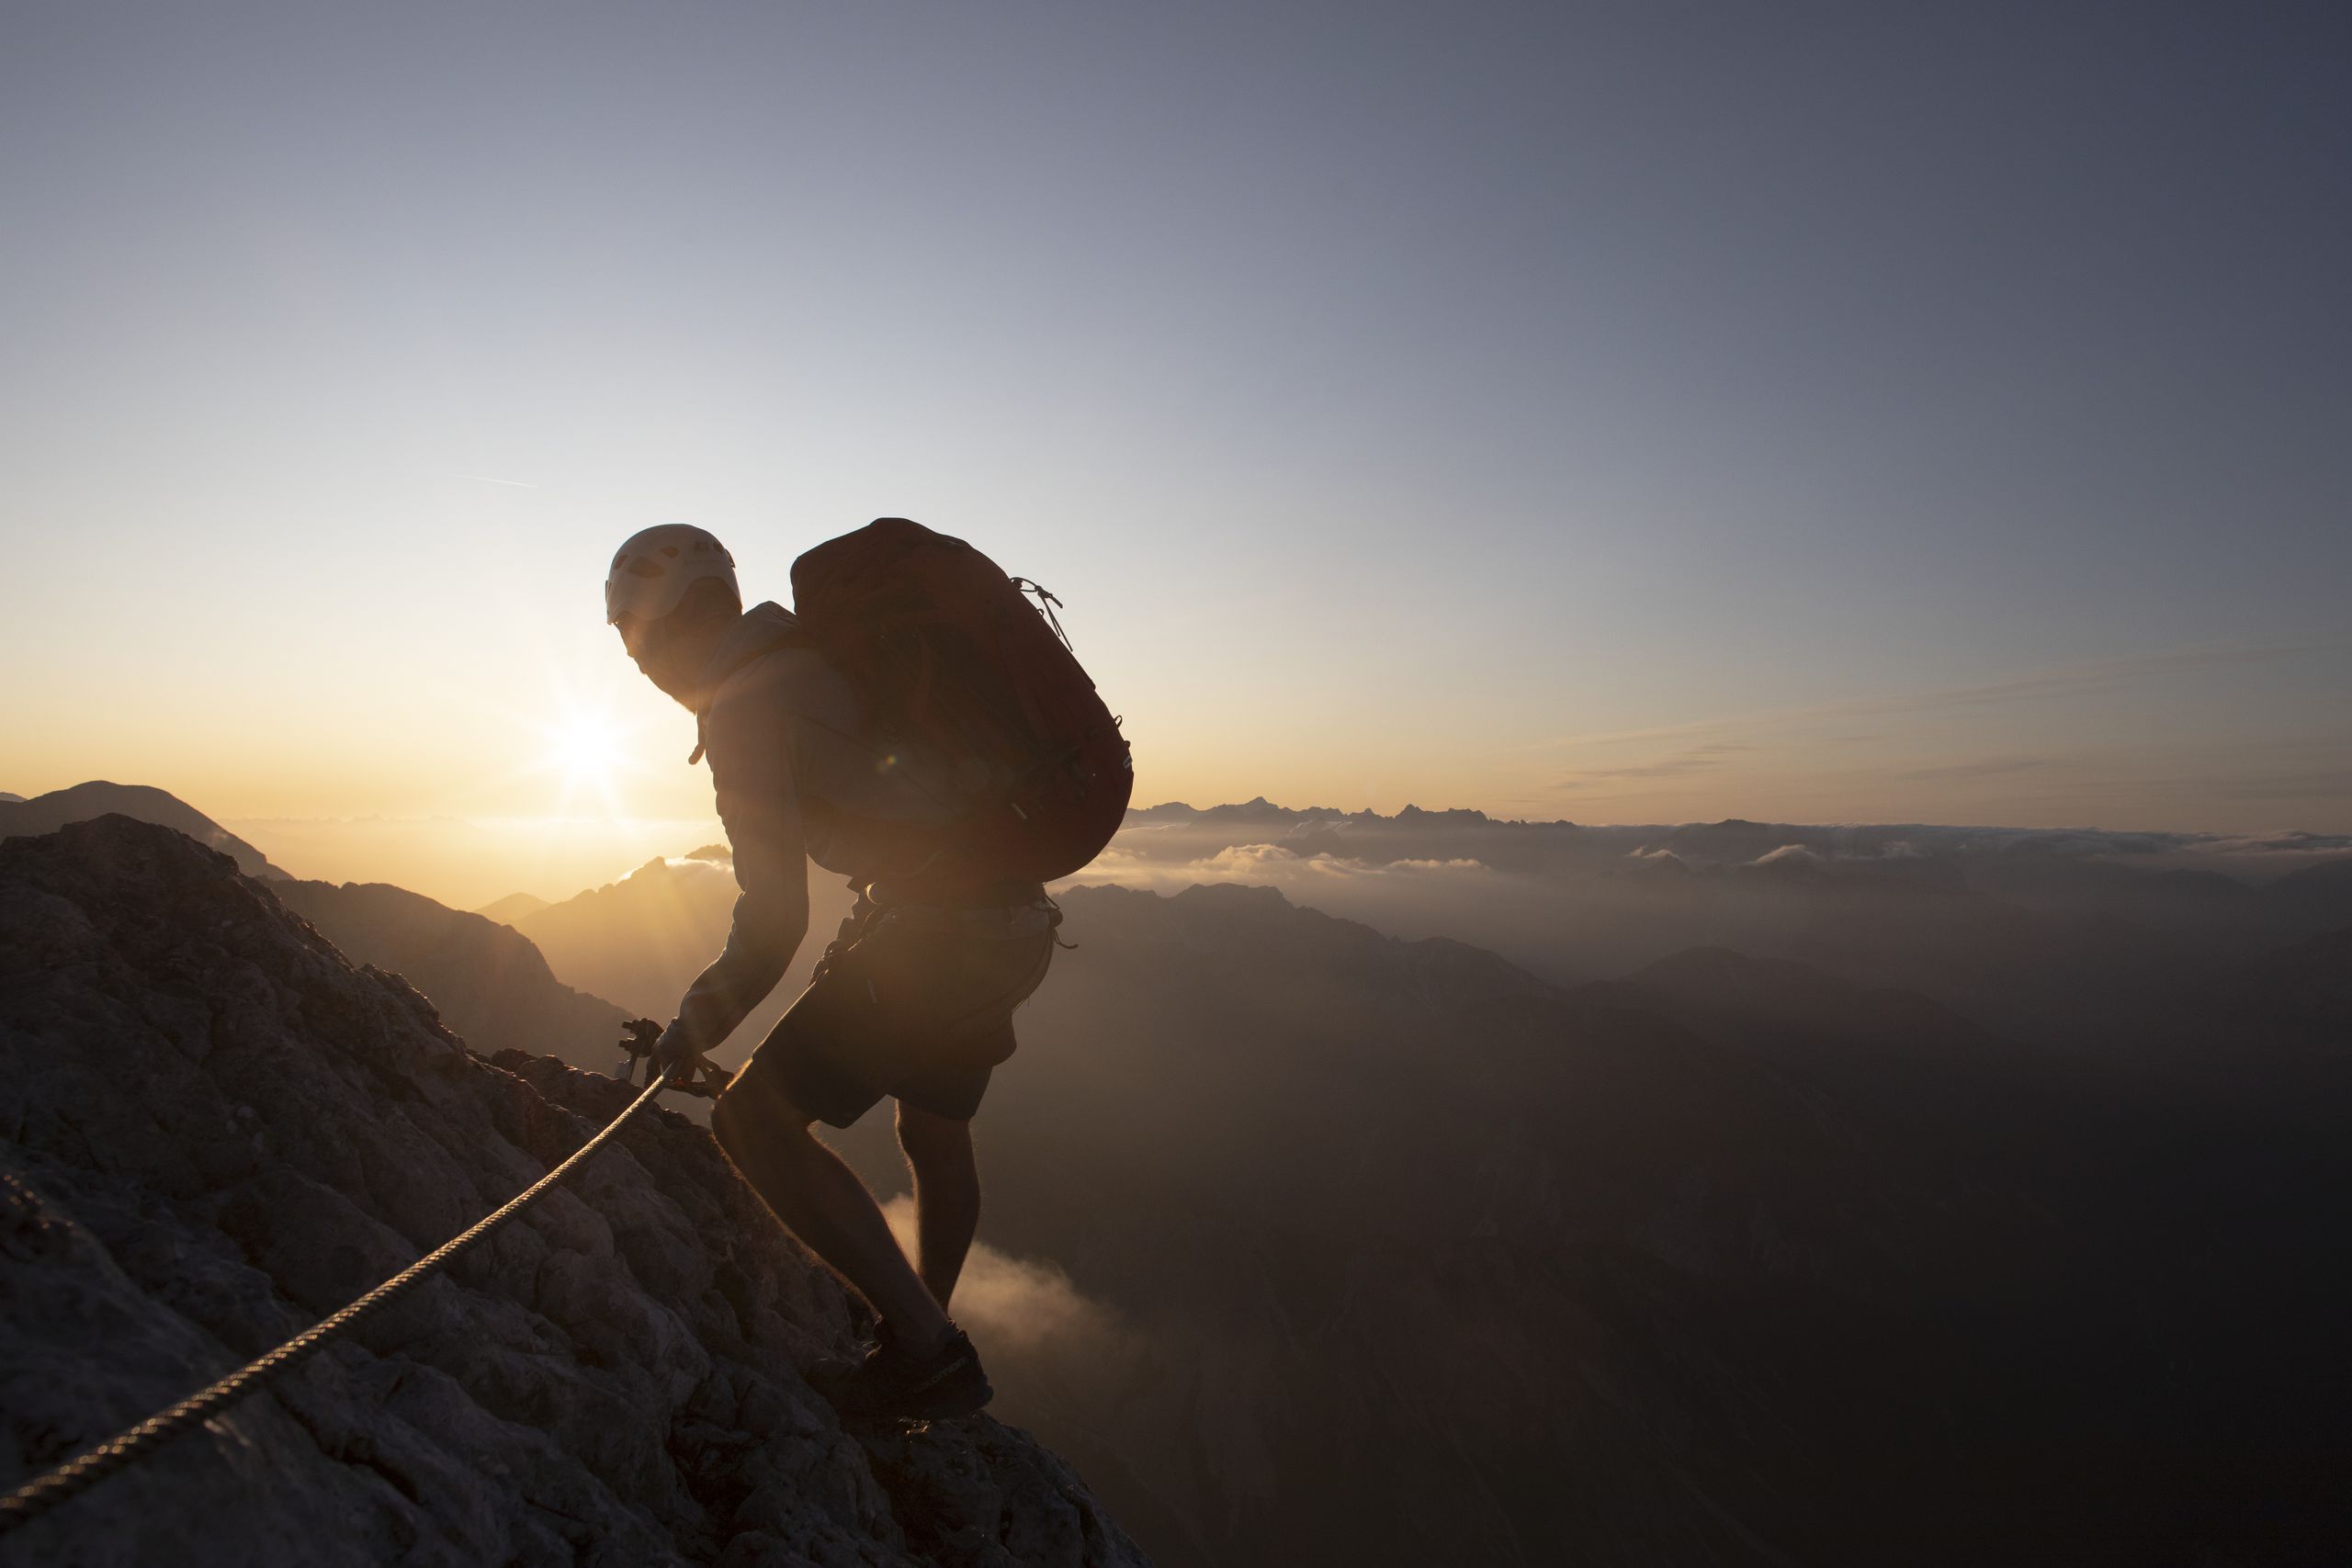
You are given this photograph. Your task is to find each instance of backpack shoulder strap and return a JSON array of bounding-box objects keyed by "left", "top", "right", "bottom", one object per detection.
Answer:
[{"left": 688, "top": 614, "right": 814, "bottom": 764}]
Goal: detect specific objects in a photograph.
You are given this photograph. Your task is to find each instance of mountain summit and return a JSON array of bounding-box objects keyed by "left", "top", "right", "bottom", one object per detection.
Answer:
[{"left": 0, "top": 817, "right": 1145, "bottom": 1566}]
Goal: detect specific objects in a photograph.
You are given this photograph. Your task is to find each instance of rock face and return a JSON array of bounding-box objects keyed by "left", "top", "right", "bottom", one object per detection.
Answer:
[
  {"left": 0, "top": 818, "right": 1148, "bottom": 1568},
  {"left": 272, "top": 878, "right": 630, "bottom": 1073}
]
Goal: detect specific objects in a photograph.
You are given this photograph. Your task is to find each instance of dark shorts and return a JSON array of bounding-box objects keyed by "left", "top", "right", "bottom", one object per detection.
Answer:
[{"left": 728, "top": 898, "right": 1056, "bottom": 1128}]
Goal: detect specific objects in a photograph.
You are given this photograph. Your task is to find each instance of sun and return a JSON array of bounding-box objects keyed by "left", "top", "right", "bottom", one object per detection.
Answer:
[
  {"left": 510, "top": 677, "right": 654, "bottom": 820},
  {"left": 548, "top": 714, "right": 622, "bottom": 789}
]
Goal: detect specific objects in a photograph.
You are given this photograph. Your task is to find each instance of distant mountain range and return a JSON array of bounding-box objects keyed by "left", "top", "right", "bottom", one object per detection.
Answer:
[
  {"left": 473, "top": 890, "right": 549, "bottom": 924},
  {"left": 272, "top": 878, "right": 629, "bottom": 1071},
  {"left": 831, "top": 880, "right": 2352, "bottom": 1565},
  {"left": 4, "top": 784, "right": 2346, "bottom": 1561},
  {"left": 0, "top": 782, "right": 285, "bottom": 879},
  {"left": 1125, "top": 798, "right": 2352, "bottom": 864},
  {"left": 504, "top": 855, "right": 741, "bottom": 1018},
  {"left": 0, "top": 782, "right": 628, "bottom": 1072},
  {"left": 1094, "top": 799, "right": 2352, "bottom": 1061},
  {"left": 501, "top": 851, "right": 860, "bottom": 1056},
  {"left": 354, "top": 840, "right": 858, "bottom": 1079}
]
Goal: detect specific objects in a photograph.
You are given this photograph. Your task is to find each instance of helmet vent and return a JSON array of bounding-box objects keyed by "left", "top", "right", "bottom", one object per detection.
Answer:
[{"left": 605, "top": 524, "right": 739, "bottom": 625}]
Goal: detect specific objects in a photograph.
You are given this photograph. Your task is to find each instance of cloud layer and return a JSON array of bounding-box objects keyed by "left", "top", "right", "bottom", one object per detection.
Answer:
[
  {"left": 1063, "top": 842, "right": 1493, "bottom": 896},
  {"left": 879, "top": 1197, "right": 1136, "bottom": 1366}
]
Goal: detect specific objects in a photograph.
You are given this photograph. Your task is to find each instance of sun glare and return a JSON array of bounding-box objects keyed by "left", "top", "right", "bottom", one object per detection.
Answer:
[
  {"left": 523, "top": 704, "right": 645, "bottom": 819},
  {"left": 550, "top": 715, "right": 621, "bottom": 786}
]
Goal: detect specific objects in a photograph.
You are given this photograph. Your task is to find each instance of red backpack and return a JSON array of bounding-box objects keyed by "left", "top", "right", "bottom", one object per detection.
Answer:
[{"left": 789, "top": 518, "right": 1133, "bottom": 894}]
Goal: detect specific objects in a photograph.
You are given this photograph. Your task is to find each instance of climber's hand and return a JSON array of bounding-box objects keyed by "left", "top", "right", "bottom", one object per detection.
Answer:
[
  {"left": 653, "top": 1019, "right": 705, "bottom": 1083},
  {"left": 651, "top": 1022, "right": 734, "bottom": 1098}
]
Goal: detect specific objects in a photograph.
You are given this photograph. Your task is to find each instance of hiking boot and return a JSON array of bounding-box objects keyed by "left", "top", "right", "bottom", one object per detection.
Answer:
[{"left": 813, "top": 1325, "right": 993, "bottom": 1422}]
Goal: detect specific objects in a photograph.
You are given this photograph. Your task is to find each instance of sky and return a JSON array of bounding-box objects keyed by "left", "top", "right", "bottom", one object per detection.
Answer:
[{"left": 4, "top": 1, "right": 2347, "bottom": 903}]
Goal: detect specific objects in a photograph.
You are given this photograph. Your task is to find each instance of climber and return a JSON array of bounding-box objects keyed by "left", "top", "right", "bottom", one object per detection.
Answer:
[{"left": 603, "top": 522, "right": 1127, "bottom": 1423}]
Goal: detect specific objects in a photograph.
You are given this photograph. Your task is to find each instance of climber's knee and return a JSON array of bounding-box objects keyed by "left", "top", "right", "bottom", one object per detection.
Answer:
[
  {"left": 895, "top": 1100, "right": 971, "bottom": 1165},
  {"left": 712, "top": 1072, "right": 813, "bottom": 1156}
]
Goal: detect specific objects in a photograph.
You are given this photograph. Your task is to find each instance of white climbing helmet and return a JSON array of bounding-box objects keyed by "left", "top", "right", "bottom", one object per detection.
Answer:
[{"left": 605, "top": 525, "right": 740, "bottom": 626}]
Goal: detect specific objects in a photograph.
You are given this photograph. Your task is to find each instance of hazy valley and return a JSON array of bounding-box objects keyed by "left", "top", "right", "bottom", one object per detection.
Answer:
[{"left": 6, "top": 783, "right": 2348, "bottom": 1563}]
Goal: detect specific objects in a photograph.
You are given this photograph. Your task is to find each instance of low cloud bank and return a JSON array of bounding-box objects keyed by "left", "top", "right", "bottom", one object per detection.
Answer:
[
  {"left": 1063, "top": 841, "right": 1492, "bottom": 896},
  {"left": 879, "top": 1197, "right": 1139, "bottom": 1368},
  {"left": 1106, "top": 803, "right": 2352, "bottom": 886},
  {"left": 1196, "top": 844, "right": 1487, "bottom": 878}
]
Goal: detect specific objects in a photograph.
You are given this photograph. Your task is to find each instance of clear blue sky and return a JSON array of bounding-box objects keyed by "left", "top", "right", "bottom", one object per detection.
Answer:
[{"left": 4, "top": 1, "right": 2346, "bottom": 856}]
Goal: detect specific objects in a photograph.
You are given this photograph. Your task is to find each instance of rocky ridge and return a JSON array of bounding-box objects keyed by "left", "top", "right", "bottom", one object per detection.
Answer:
[{"left": 0, "top": 817, "right": 1146, "bottom": 1568}]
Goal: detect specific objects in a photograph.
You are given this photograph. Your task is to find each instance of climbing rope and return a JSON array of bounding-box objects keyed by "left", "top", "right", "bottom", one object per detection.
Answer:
[{"left": 0, "top": 1063, "right": 679, "bottom": 1538}]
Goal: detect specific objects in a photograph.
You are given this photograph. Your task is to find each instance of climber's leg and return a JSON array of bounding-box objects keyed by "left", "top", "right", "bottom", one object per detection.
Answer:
[
  {"left": 712, "top": 1077, "right": 951, "bottom": 1353},
  {"left": 895, "top": 1100, "right": 980, "bottom": 1309}
]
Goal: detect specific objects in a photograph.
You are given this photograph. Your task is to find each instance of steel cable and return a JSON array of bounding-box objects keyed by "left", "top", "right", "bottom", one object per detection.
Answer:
[{"left": 0, "top": 1064, "right": 676, "bottom": 1537}]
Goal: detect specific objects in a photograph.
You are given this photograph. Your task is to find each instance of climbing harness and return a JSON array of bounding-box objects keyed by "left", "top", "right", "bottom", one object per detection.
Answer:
[{"left": 0, "top": 1061, "right": 683, "bottom": 1538}]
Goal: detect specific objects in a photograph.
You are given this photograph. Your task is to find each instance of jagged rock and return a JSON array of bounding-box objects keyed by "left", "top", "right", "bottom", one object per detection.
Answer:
[{"left": 0, "top": 817, "right": 1147, "bottom": 1568}]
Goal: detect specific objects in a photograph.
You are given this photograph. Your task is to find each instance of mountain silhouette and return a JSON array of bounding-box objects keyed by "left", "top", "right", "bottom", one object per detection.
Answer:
[
  {"left": 2262, "top": 856, "right": 2352, "bottom": 932},
  {"left": 19, "top": 791, "right": 2338, "bottom": 1562},
  {"left": 829, "top": 880, "right": 2351, "bottom": 1566},
  {"left": 511, "top": 855, "right": 860, "bottom": 1054},
  {"left": 272, "top": 878, "right": 629, "bottom": 1071},
  {"left": 473, "top": 890, "right": 550, "bottom": 925},
  {"left": 0, "top": 817, "right": 1146, "bottom": 1566},
  {"left": 511, "top": 855, "right": 740, "bottom": 1017},
  {"left": 1084, "top": 800, "right": 2352, "bottom": 1070},
  {"left": 0, "top": 781, "right": 284, "bottom": 879},
  {"left": 2235, "top": 926, "right": 2352, "bottom": 1034}
]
